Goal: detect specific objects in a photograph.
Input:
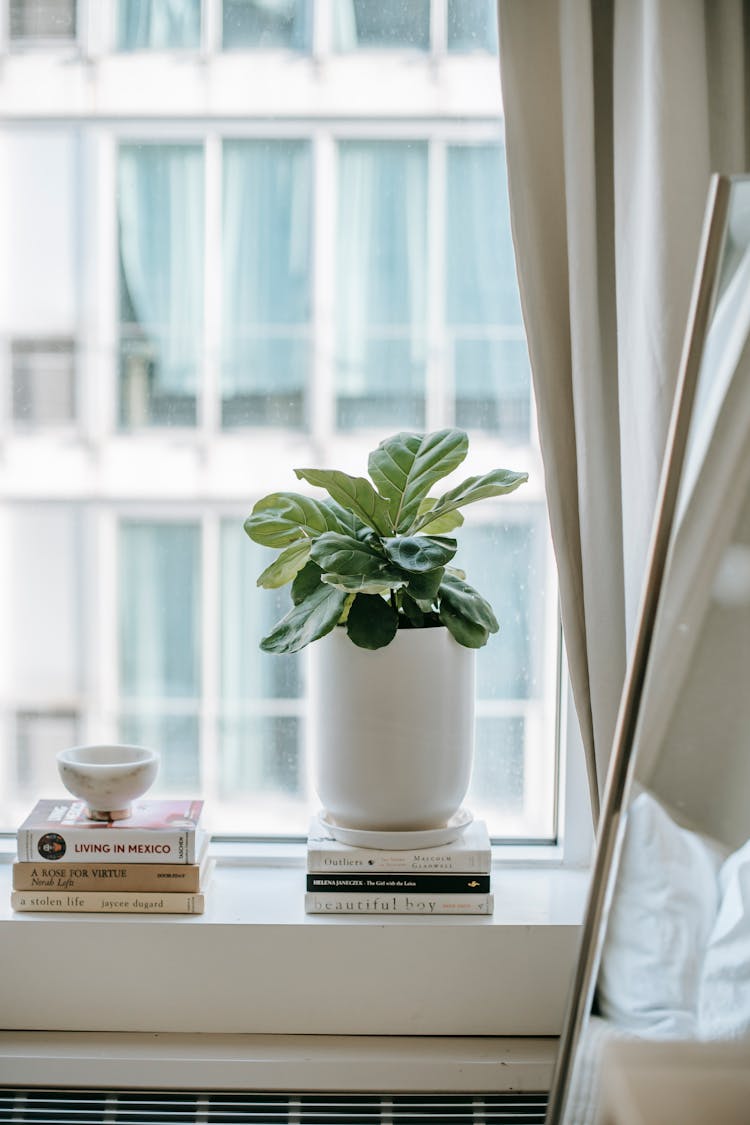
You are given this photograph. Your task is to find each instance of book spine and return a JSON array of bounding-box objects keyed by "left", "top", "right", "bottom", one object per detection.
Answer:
[
  {"left": 12, "top": 862, "right": 202, "bottom": 893},
  {"left": 307, "top": 874, "right": 491, "bottom": 894},
  {"left": 306, "top": 850, "right": 491, "bottom": 874},
  {"left": 304, "top": 893, "right": 494, "bottom": 915},
  {"left": 17, "top": 828, "right": 197, "bottom": 865},
  {"left": 10, "top": 890, "right": 205, "bottom": 914}
]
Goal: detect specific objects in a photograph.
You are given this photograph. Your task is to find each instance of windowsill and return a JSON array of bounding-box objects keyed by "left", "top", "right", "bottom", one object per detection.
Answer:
[
  {"left": 0, "top": 1030, "right": 559, "bottom": 1092},
  {"left": 0, "top": 852, "right": 588, "bottom": 1039}
]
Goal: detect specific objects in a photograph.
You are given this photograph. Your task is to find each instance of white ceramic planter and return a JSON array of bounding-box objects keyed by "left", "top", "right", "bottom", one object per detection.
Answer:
[{"left": 313, "top": 626, "right": 475, "bottom": 831}]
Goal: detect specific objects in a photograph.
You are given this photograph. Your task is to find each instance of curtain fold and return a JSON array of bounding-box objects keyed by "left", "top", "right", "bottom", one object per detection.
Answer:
[{"left": 497, "top": 0, "right": 750, "bottom": 823}]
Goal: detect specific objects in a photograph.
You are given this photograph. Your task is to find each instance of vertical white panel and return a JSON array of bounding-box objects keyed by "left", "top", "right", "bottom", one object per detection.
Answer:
[{"left": 7, "top": 132, "right": 77, "bottom": 335}]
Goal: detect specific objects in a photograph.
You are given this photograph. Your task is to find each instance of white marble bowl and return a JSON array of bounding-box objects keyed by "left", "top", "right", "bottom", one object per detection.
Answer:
[{"left": 56, "top": 744, "right": 160, "bottom": 821}]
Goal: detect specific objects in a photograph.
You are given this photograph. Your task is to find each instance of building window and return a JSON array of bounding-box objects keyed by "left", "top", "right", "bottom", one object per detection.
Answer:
[
  {"left": 333, "top": 0, "right": 430, "bottom": 51},
  {"left": 119, "top": 521, "right": 202, "bottom": 790},
  {"left": 447, "top": 0, "right": 498, "bottom": 53},
  {"left": 222, "top": 139, "right": 311, "bottom": 429},
  {"left": 9, "top": 0, "right": 76, "bottom": 42},
  {"left": 222, "top": 0, "right": 310, "bottom": 50},
  {"left": 12, "top": 338, "right": 76, "bottom": 425},
  {"left": 0, "top": 0, "right": 561, "bottom": 843},
  {"left": 118, "top": 143, "right": 204, "bottom": 428},
  {"left": 117, "top": 0, "right": 202, "bottom": 51},
  {"left": 335, "top": 140, "right": 427, "bottom": 430},
  {"left": 446, "top": 144, "right": 530, "bottom": 440}
]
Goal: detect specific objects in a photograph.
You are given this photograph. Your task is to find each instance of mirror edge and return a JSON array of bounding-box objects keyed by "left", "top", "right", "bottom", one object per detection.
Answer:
[{"left": 544, "top": 171, "right": 734, "bottom": 1124}]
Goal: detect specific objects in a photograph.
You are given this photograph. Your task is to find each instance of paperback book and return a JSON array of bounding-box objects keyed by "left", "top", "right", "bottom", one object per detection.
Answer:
[
  {"left": 305, "top": 892, "right": 494, "bottom": 915},
  {"left": 16, "top": 799, "right": 205, "bottom": 865},
  {"left": 10, "top": 888, "right": 207, "bottom": 915},
  {"left": 306, "top": 873, "right": 491, "bottom": 894},
  {"left": 306, "top": 817, "right": 491, "bottom": 873},
  {"left": 12, "top": 834, "right": 211, "bottom": 892}
]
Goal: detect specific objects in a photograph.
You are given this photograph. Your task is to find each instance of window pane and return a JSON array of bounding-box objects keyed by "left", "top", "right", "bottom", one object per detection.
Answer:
[
  {"left": 223, "top": 0, "right": 309, "bottom": 50},
  {"left": 120, "top": 521, "right": 201, "bottom": 700},
  {"left": 222, "top": 140, "right": 311, "bottom": 428},
  {"left": 447, "top": 0, "right": 498, "bottom": 53},
  {"left": 10, "top": 0, "right": 76, "bottom": 40},
  {"left": 219, "top": 523, "right": 306, "bottom": 831},
  {"left": 469, "top": 717, "right": 525, "bottom": 821},
  {"left": 334, "top": 0, "right": 429, "bottom": 50},
  {"left": 12, "top": 338, "right": 76, "bottom": 424},
  {"left": 446, "top": 144, "right": 529, "bottom": 439},
  {"left": 336, "top": 141, "right": 427, "bottom": 429},
  {"left": 118, "top": 143, "right": 204, "bottom": 427},
  {"left": 118, "top": 0, "right": 201, "bottom": 50},
  {"left": 119, "top": 522, "right": 202, "bottom": 792}
]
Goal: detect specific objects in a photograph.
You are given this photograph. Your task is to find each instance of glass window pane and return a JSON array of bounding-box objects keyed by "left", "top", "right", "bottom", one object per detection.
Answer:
[
  {"left": 446, "top": 144, "right": 529, "bottom": 438},
  {"left": 118, "top": 143, "right": 204, "bottom": 427},
  {"left": 10, "top": 0, "right": 76, "bottom": 40},
  {"left": 221, "top": 521, "right": 302, "bottom": 701},
  {"left": 336, "top": 140, "right": 427, "bottom": 429},
  {"left": 222, "top": 140, "right": 311, "bottom": 428},
  {"left": 120, "top": 713, "right": 201, "bottom": 790},
  {"left": 469, "top": 716, "right": 525, "bottom": 820},
  {"left": 119, "top": 521, "right": 201, "bottom": 700},
  {"left": 12, "top": 338, "right": 76, "bottom": 425},
  {"left": 118, "top": 0, "right": 201, "bottom": 51},
  {"left": 222, "top": 0, "right": 309, "bottom": 50},
  {"left": 334, "top": 0, "right": 429, "bottom": 50},
  {"left": 447, "top": 0, "right": 498, "bottom": 53}
]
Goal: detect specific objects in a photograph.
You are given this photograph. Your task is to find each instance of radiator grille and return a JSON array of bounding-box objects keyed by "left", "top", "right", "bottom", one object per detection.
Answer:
[{"left": 0, "top": 1089, "right": 548, "bottom": 1124}]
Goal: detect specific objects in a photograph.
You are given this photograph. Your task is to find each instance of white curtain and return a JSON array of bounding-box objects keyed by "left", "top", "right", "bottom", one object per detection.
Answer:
[
  {"left": 496, "top": 0, "right": 750, "bottom": 822},
  {"left": 118, "top": 143, "right": 204, "bottom": 394}
]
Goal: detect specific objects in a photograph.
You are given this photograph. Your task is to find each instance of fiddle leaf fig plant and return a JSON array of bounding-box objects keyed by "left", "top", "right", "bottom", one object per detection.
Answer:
[{"left": 244, "top": 429, "right": 528, "bottom": 654}]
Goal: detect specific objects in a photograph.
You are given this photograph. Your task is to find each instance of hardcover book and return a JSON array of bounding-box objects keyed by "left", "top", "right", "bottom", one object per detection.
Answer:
[
  {"left": 16, "top": 799, "right": 205, "bottom": 865},
  {"left": 306, "top": 817, "right": 491, "bottom": 873},
  {"left": 12, "top": 834, "right": 211, "bottom": 892},
  {"left": 305, "top": 892, "right": 494, "bottom": 915},
  {"left": 306, "top": 873, "right": 491, "bottom": 894}
]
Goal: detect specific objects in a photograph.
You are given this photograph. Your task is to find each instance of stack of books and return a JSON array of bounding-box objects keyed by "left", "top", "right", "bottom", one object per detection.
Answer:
[
  {"left": 11, "top": 798, "right": 210, "bottom": 915},
  {"left": 304, "top": 817, "right": 493, "bottom": 915}
]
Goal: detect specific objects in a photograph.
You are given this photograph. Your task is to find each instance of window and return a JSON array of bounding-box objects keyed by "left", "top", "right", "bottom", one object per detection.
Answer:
[
  {"left": 12, "top": 338, "right": 76, "bottom": 424},
  {"left": 9, "top": 0, "right": 76, "bottom": 42},
  {"left": 222, "top": 0, "right": 309, "bottom": 50},
  {"left": 1, "top": 0, "right": 559, "bottom": 843},
  {"left": 333, "top": 0, "right": 430, "bottom": 51}
]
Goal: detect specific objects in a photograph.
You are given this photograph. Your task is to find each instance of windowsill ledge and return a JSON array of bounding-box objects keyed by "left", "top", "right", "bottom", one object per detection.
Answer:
[
  {"left": 0, "top": 859, "right": 588, "bottom": 1037},
  {"left": 0, "top": 1031, "right": 559, "bottom": 1091}
]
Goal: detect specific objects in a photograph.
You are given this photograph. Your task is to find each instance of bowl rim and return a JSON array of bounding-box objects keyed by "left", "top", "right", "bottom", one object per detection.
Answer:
[{"left": 56, "top": 744, "right": 159, "bottom": 770}]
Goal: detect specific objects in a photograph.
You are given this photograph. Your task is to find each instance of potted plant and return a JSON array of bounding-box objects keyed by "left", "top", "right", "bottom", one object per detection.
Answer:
[{"left": 245, "top": 428, "right": 527, "bottom": 835}]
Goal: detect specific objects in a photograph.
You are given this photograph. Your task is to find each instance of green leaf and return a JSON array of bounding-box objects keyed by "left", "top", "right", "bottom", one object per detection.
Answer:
[
  {"left": 245, "top": 492, "right": 347, "bottom": 548},
  {"left": 291, "top": 560, "right": 324, "bottom": 605},
  {"left": 400, "top": 593, "right": 425, "bottom": 628},
  {"left": 346, "top": 594, "right": 399, "bottom": 650},
  {"left": 323, "top": 500, "right": 366, "bottom": 538},
  {"left": 294, "top": 468, "right": 393, "bottom": 535},
  {"left": 256, "top": 540, "right": 312, "bottom": 589},
  {"left": 310, "top": 532, "right": 402, "bottom": 581},
  {"left": 382, "top": 534, "right": 457, "bottom": 573},
  {"left": 412, "top": 468, "right": 529, "bottom": 532},
  {"left": 367, "top": 429, "right": 469, "bottom": 533},
  {"left": 437, "top": 572, "right": 499, "bottom": 648},
  {"left": 439, "top": 601, "right": 491, "bottom": 649},
  {"left": 321, "top": 573, "right": 407, "bottom": 594},
  {"left": 260, "top": 583, "right": 347, "bottom": 654},
  {"left": 415, "top": 497, "right": 465, "bottom": 535},
  {"left": 406, "top": 566, "right": 444, "bottom": 602}
]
